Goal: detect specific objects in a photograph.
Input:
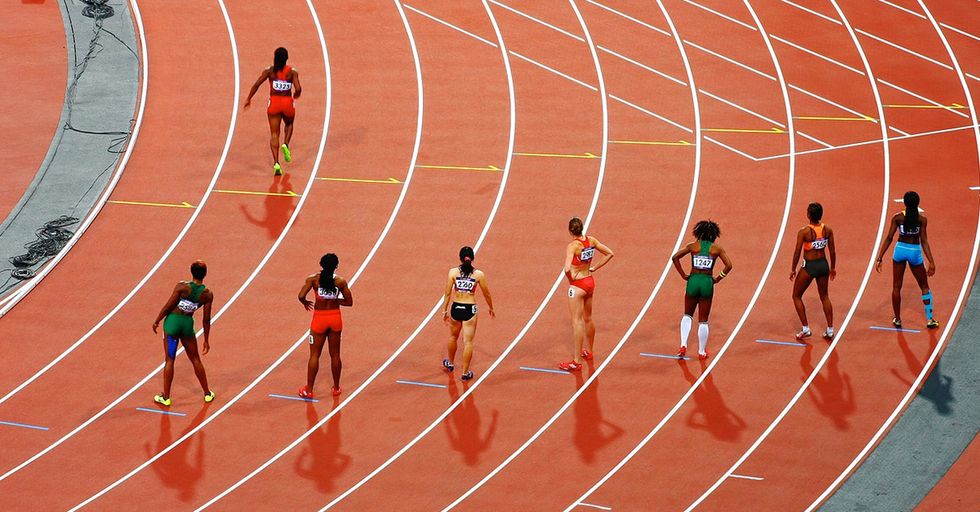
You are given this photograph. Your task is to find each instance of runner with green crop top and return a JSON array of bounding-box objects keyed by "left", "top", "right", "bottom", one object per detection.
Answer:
[
  {"left": 671, "top": 220, "right": 733, "bottom": 360},
  {"left": 151, "top": 260, "right": 215, "bottom": 406}
]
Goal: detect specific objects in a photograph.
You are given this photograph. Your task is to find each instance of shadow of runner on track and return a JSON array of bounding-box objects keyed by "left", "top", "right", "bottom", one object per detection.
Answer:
[
  {"left": 801, "top": 343, "right": 855, "bottom": 431},
  {"left": 573, "top": 377, "right": 625, "bottom": 465},
  {"left": 680, "top": 361, "right": 747, "bottom": 442},
  {"left": 445, "top": 378, "right": 499, "bottom": 467},
  {"left": 892, "top": 330, "right": 953, "bottom": 416},
  {"left": 144, "top": 405, "right": 210, "bottom": 502},
  {"left": 294, "top": 403, "right": 351, "bottom": 494},
  {"left": 240, "top": 173, "right": 297, "bottom": 240}
]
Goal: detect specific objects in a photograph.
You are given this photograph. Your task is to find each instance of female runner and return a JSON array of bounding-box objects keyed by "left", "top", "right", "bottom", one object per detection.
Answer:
[
  {"left": 441, "top": 246, "right": 495, "bottom": 381},
  {"left": 790, "top": 202, "right": 837, "bottom": 340},
  {"left": 298, "top": 253, "right": 353, "bottom": 398},
  {"left": 151, "top": 261, "right": 215, "bottom": 406},
  {"left": 244, "top": 47, "right": 302, "bottom": 176},
  {"left": 560, "top": 217, "right": 614, "bottom": 371},
  {"left": 671, "top": 220, "right": 733, "bottom": 360},
  {"left": 874, "top": 191, "right": 939, "bottom": 329}
]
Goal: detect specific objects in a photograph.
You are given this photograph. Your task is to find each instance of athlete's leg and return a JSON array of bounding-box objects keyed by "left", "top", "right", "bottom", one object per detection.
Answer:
[
  {"left": 268, "top": 114, "right": 283, "bottom": 165},
  {"left": 460, "top": 316, "right": 478, "bottom": 374},
  {"left": 697, "top": 298, "right": 712, "bottom": 356},
  {"left": 567, "top": 288, "right": 587, "bottom": 364},
  {"left": 283, "top": 115, "right": 294, "bottom": 147},
  {"left": 181, "top": 335, "right": 211, "bottom": 394},
  {"left": 680, "top": 295, "right": 697, "bottom": 349},
  {"left": 307, "top": 331, "right": 327, "bottom": 390},
  {"left": 447, "top": 319, "right": 462, "bottom": 366},
  {"left": 583, "top": 294, "right": 595, "bottom": 353},
  {"left": 326, "top": 329, "right": 343, "bottom": 390},
  {"left": 161, "top": 335, "right": 175, "bottom": 399},
  {"left": 909, "top": 264, "right": 935, "bottom": 321},
  {"left": 892, "top": 260, "right": 907, "bottom": 322},
  {"left": 816, "top": 274, "right": 834, "bottom": 329},
  {"left": 792, "top": 270, "right": 814, "bottom": 327}
]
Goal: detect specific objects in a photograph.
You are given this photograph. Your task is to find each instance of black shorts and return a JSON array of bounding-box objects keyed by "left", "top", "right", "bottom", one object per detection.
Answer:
[
  {"left": 803, "top": 257, "right": 830, "bottom": 278},
  {"left": 450, "top": 302, "right": 477, "bottom": 322}
]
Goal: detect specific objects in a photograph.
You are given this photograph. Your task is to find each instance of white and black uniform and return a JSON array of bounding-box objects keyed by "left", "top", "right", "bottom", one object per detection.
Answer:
[{"left": 451, "top": 271, "right": 478, "bottom": 322}]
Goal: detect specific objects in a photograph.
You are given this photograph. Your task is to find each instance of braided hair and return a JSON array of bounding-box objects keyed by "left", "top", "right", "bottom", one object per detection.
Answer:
[
  {"left": 692, "top": 220, "right": 721, "bottom": 242},
  {"left": 318, "top": 253, "right": 338, "bottom": 294}
]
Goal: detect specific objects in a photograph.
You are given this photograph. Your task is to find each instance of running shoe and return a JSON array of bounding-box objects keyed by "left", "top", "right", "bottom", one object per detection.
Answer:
[
  {"left": 204, "top": 391, "right": 216, "bottom": 403},
  {"left": 461, "top": 371, "right": 474, "bottom": 381},
  {"left": 927, "top": 319, "right": 940, "bottom": 329},
  {"left": 677, "top": 346, "right": 687, "bottom": 358},
  {"left": 892, "top": 318, "right": 903, "bottom": 328},
  {"left": 558, "top": 361, "right": 582, "bottom": 372},
  {"left": 698, "top": 351, "right": 710, "bottom": 361},
  {"left": 443, "top": 358, "right": 455, "bottom": 372},
  {"left": 298, "top": 386, "right": 313, "bottom": 399},
  {"left": 795, "top": 328, "right": 812, "bottom": 341},
  {"left": 281, "top": 144, "right": 292, "bottom": 162},
  {"left": 153, "top": 394, "right": 172, "bottom": 407},
  {"left": 331, "top": 387, "right": 342, "bottom": 397},
  {"left": 581, "top": 349, "right": 593, "bottom": 360},
  {"left": 823, "top": 329, "right": 835, "bottom": 341},
  {"left": 274, "top": 162, "right": 283, "bottom": 176}
]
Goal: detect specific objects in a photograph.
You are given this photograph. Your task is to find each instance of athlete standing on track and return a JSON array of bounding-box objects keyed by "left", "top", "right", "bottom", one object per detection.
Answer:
[
  {"left": 874, "top": 191, "right": 939, "bottom": 329},
  {"left": 244, "top": 47, "right": 302, "bottom": 176},
  {"left": 560, "top": 217, "right": 614, "bottom": 371},
  {"left": 151, "top": 260, "right": 215, "bottom": 406},
  {"left": 671, "top": 220, "right": 733, "bottom": 360},
  {"left": 790, "top": 202, "right": 837, "bottom": 340},
  {"left": 441, "top": 246, "right": 495, "bottom": 381},
  {"left": 298, "top": 253, "right": 353, "bottom": 398}
]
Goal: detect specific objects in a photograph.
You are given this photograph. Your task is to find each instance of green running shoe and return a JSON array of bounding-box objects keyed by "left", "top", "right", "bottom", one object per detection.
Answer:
[
  {"left": 281, "top": 144, "right": 292, "bottom": 162},
  {"left": 273, "top": 162, "right": 283, "bottom": 176},
  {"left": 154, "top": 394, "right": 172, "bottom": 407},
  {"left": 204, "top": 390, "right": 216, "bottom": 403}
]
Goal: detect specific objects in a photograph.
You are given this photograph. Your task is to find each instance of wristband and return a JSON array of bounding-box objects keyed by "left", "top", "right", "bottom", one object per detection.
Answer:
[{"left": 718, "top": 271, "right": 727, "bottom": 279}]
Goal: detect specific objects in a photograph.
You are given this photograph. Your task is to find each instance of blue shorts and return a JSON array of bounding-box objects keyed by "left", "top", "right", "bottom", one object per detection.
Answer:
[{"left": 893, "top": 242, "right": 924, "bottom": 266}]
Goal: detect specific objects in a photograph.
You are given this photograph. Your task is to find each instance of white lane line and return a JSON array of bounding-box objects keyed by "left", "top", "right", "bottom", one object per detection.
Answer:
[
  {"left": 687, "top": 0, "right": 894, "bottom": 508},
  {"left": 729, "top": 474, "right": 765, "bottom": 481},
  {"left": 0, "top": 0, "right": 150, "bottom": 317},
  {"left": 193, "top": 0, "right": 518, "bottom": 508},
  {"left": 568, "top": 1, "right": 798, "bottom": 509},
  {"left": 682, "top": 0, "right": 756, "bottom": 31},
  {"left": 703, "top": 135, "right": 761, "bottom": 161},
  {"left": 585, "top": 0, "right": 671, "bottom": 37},
  {"left": 877, "top": 77, "right": 970, "bottom": 118},
  {"left": 490, "top": 0, "right": 584, "bottom": 42},
  {"left": 856, "top": 28, "right": 953, "bottom": 71},
  {"left": 780, "top": 0, "right": 841, "bottom": 25},
  {"left": 448, "top": 0, "right": 705, "bottom": 507},
  {"left": 942, "top": 23, "right": 980, "bottom": 44},
  {"left": 684, "top": 39, "right": 776, "bottom": 81},
  {"left": 0, "top": 0, "right": 240, "bottom": 480},
  {"left": 510, "top": 50, "right": 598, "bottom": 91},
  {"left": 806, "top": 2, "right": 980, "bottom": 509},
  {"left": 878, "top": 0, "right": 925, "bottom": 19},
  {"left": 579, "top": 503, "right": 613, "bottom": 511},
  {"left": 404, "top": 4, "right": 498, "bottom": 47},
  {"left": 770, "top": 34, "right": 866, "bottom": 76},
  {"left": 609, "top": 94, "right": 692, "bottom": 133},
  {"left": 757, "top": 124, "right": 978, "bottom": 161},
  {"left": 700, "top": 89, "right": 785, "bottom": 128},
  {"left": 598, "top": 45, "right": 687, "bottom": 86},
  {"left": 319, "top": 0, "right": 610, "bottom": 507}
]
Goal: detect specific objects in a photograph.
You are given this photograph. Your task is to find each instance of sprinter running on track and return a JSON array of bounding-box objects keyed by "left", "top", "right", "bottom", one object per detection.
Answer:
[{"left": 244, "top": 47, "right": 302, "bottom": 176}]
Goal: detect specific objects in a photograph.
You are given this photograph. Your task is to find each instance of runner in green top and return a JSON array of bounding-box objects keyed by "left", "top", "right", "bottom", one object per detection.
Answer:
[
  {"left": 671, "top": 220, "right": 733, "bottom": 360},
  {"left": 151, "top": 260, "right": 215, "bottom": 406}
]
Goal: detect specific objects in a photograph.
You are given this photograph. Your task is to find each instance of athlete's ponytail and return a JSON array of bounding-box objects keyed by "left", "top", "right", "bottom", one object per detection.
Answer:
[
  {"left": 459, "top": 246, "right": 475, "bottom": 277},
  {"left": 568, "top": 217, "right": 584, "bottom": 237},
  {"left": 273, "top": 47, "right": 288, "bottom": 74},
  {"left": 903, "top": 191, "right": 920, "bottom": 231},
  {"left": 318, "top": 253, "right": 338, "bottom": 294}
]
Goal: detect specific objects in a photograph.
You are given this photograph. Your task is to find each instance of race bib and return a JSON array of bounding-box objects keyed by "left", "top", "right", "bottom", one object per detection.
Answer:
[
  {"left": 579, "top": 247, "right": 595, "bottom": 262},
  {"left": 810, "top": 238, "right": 828, "bottom": 250},
  {"left": 177, "top": 298, "right": 199, "bottom": 314},
  {"left": 272, "top": 79, "right": 292, "bottom": 92},
  {"left": 455, "top": 277, "right": 476, "bottom": 293},
  {"left": 692, "top": 255, "right": 714, "bottom": 270}
]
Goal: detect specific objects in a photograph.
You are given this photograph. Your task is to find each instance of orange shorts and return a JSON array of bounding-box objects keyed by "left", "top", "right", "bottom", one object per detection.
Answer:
[
  {"left": 310, "top": 309, "right": 342, "bottom": 334},
  {"left": 268, "top": 95, "right": 295, "bottom": 118}
]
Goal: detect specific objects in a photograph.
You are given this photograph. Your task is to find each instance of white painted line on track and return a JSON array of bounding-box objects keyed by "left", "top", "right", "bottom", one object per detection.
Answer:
[
  {"left": 684, "top": 39, "right": 775, "bottom": 81},
  {"left": 598, "top": 45, "right": 686, "bottom": 86},
  {"left": 609, "top": 94, "right": 692, "bottom": 134},
  {"left": 404, "top": 4, "right": 498, "bottom": 47},
  {"left": 780, "top": 0, "right": 840, "bottom": 25},
  {"left": 578, "top": 503, "right": 613, "bottom": 511},
  {"left": 729, "top": 473, "right": 764, "bottom": 481},
  {"left": 758, "top": 124, "right": 978, "bottom": 161},
  {"left": 585, "top": 0, "right": 671, "bottom": 37},
  {"left": 703, "top": 135, "right": 761, "bottom": 161},
  {"left": 510, "top": 50, "right": 598, "bottom": 91},
  {"left": 805, "top": 2, "right": 980, "bottom": 508},
  {"left": 683, "top": 0, "right": 756, "bottom": 31},
  {"left": 771, "top": 34, "right": 866, "bottom": 76},
  {"left": 490, "top": 0, "right": 584, "bottom": 42},
  {"left": 877, "top": 77, "right": 970, "bottom": 118}
]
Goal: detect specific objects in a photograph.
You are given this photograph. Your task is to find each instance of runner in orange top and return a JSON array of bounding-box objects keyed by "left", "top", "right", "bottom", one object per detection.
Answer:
[
  {"left": 244, "top": 47, "right": 302, "bottom": 176},
  {"left": 297, "top": 253, "right": 352, "bottom": 398}
]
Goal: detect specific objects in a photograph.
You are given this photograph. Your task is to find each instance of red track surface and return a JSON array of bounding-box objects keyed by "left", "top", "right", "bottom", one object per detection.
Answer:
[{"left": 0, "top": 0, "right": 977, "bottom": 510}]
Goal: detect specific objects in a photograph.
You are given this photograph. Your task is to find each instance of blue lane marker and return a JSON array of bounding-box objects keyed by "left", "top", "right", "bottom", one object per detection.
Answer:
[
  {"left": 754, "top": 339, "right": 807, "bottom": 348},
  {"left": 519, "top": 366, "right": 571, "bottom": 375},
  {"left": 870, "top": 325, "right": 921, "bottom": 334},
  {"left": 395, "top": 380, "right": 447, "bottom": 389},
  {"left": 640, "top": 352, "right": 690, "bottom": 361},
  {"left": 269, "top": 393, "right": 319, "bottom": 403},
  {"left": 0, "top": 420, "right": 49, "bottom": 431},
  {"left": 135, "top": 407, "right": 186, "bottom": 417}
]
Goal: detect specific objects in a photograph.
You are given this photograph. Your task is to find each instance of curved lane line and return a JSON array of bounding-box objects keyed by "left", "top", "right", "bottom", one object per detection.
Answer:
[
  {"left": 685, "top": 0, "right": 893, "bottom": 507},
  {"left": 804, "top": 2, "right": 980, "bottom": 509},
  {"left": 566, "top": 0, "right": 799, "bottom": 508},
  {"left": 0, "top": 0, "right": 149, "bottom": 316}
]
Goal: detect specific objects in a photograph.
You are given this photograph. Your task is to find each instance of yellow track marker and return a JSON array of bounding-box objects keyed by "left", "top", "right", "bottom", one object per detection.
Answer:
[
  {"left": 610, "top": 140, "right": 692, "bottom": 146},
  {"left": 108, "top": 200, "right": 195, "bottom": 209},
  {"left": 794, "top": 115, "right": 876, "bottom": 122},
  {"left": 703, "top": 127, "right": 786, "bottom": 134},
  {"left": 316, "top": 176, "right": 403, "bottom": 184},
  {"left": 215, "top": 189, "right": 299, "bottom": 197},
  {"left": 415, "top": 164, "right": 501, "bottom": 172},
  {"left": 513, "top": 151, "right": 600, "bottom": 159},
  {"left": 883, "top": 103, "right": 967, "bottom": 109}
]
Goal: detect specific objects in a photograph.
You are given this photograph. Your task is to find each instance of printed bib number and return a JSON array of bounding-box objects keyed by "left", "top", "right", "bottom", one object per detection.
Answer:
[
  {"left": 455, "top": 277, "right": 476, "bottom": 293},
  {"left": 810, "top": 238, "right": 828, "bottom": 250},
  {"left": 272, "top": 80, "right": 292, "bottom": 92},
  {"left": 579, "top": 247, "right": 595, "bottom": 261},
  {"left": 692, "top": 255, "right": 714, "bottom": 270},
  {"left": 177, "top": 298, "right": 199, "bottom": 314}
]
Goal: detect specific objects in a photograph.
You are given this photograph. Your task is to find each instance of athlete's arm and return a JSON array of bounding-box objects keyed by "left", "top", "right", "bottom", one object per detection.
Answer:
[
  {"left": 790, "top": 227, "right": 805, "bottom": 280},
  {"left": 152, "top": 283, "right": 183, "bottom": 333},
  {"left": 920, "top": 216, "right": 936, "bottom": 276},
  {"left": 827, "top": 226, "right": 837, "bottom": 280},
  {"left": 563, "top": 243, "right": 577, "bottom": 282},
  {"left": 715, "top": 246, "right": 734, "bottom": 283},
  {"left": 292, "top": 69, "right": 302, "bottom": 99},
  {"left": 875, "top": 214, "right": 900, "bottom": 273},
  {"left": 201, "top": 291, "right": 212, "bottom": 354},
  {"left": 298, "top": 276, "right": 315, "bottom": 311},
  {"left": 476, "top": 270, "right": 495, "bottom": 318},
  {"left": 442, "top": 269, "right": 456, "bottom": 323},
  {"left": 589, "top": 237, "right": 614, "bottom": 273},
  {"left": 243, "top": 68, "right": 270, "bottom": 109},
  {"left": 670, "top": 243, "right": 693, "bottom": 280},
  {"left": 337, "top": 277, "right": 353, "bottom": 307}
]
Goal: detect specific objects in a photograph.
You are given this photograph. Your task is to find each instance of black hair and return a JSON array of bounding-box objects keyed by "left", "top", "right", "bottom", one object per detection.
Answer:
[
  {"left": 568, "top": 217, "right": 584, "bottom": 237},
  {"left": 903, "top": 191, "right": 920, "bottom": 232},
  {"left": 190, "top": 260, "right": 207, "bottom": 280},
  {"left": 807, "top": 202, "right": 823, "bottom": 223},
  {"left": 318, "top": 253, "right": 338, "bottom": 294},
  {"left": 459, "top": 246, "right": 475, "bottom": 277},
  {"left": 273, "top": 47, "right": 288, "bottom": 74},
  {"left": 693, "top": 220, "right": 721, "bottom": 242}
]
